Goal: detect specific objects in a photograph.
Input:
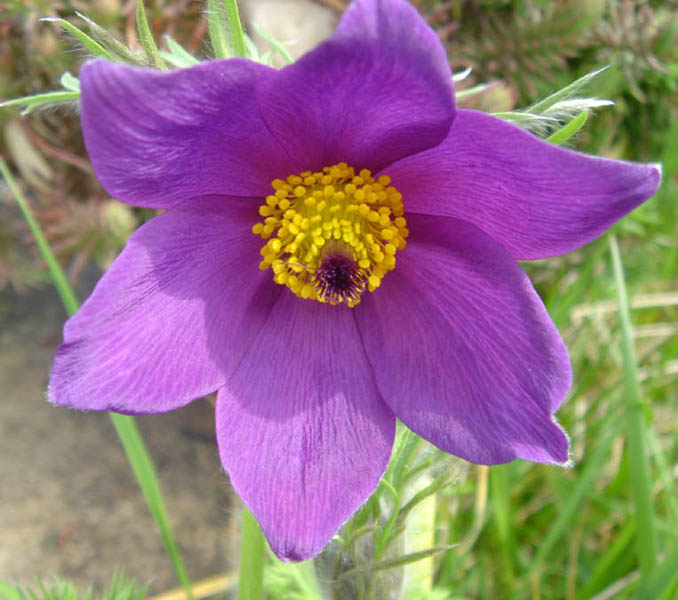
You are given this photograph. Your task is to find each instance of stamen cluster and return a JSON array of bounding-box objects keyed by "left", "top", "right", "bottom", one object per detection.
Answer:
[{"left": 252, "top": 163, "right": 408, "bottom": 307}]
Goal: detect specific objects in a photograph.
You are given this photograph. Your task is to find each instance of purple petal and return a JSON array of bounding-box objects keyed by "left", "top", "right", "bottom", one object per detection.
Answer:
[
  {"left": 216, "top": 293, "right": 395, "bottom": 561},
  {"left": 80, "top": 59, "right": 295, "bottom": 208},
  {"left": 49, "top": 196, "right": 280, "bottom": 413},
  {"left": 386, "top": 109, "right": 661, "bottom": 260},
  {"left": 257, "top": 0, "right": 454, "bottom": 173},
  {"left": 355, "top": 214, "right": 571, "bottom": 465}
]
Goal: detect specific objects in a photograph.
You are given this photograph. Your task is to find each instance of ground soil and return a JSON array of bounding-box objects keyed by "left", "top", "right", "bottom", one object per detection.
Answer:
[
  {"left": 0, "top": 2, "right": 336, "bottom": 594},
  {"left": 0, "top": 275, "right": 237, "bottom": 596}
]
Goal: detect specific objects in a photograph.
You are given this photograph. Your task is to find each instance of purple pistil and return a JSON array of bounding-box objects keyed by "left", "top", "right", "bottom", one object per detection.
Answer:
[{"left": 314, "top": 252, "right": 368, "bottom": 305}]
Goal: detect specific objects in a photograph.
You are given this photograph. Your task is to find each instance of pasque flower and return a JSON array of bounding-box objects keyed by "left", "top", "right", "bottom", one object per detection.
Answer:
[{"left": 49, "top": 0, "right": 660, "bottom": 561}]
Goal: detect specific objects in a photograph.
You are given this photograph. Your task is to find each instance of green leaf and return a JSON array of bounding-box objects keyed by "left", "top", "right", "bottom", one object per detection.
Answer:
[
  {"left": 136, "top": 0, "right": 165, "bottom": 69},
  {"left": 162, "top": 36, "right": 200, "bottom": 67},
  {"left": 452, "top": 67, "right": 472, "bottom": 83},
  {"left": 492, "top": 111, "right": 556, "bottom": 125},
  {"left": 253, "top": 24, "right": 294, "bottom": 64},
  {"left": 400, "top": 471, "right": 453, "bottom": 518},
  {"left": 17, "top": 578, "right": 83, "bottom": 600},
  {"left": 545, "top": 109, "right": 589, "bottom": 145},
  {"left": 207, "top": 0, "right": 231, "bottom": 59},
  {"left": 59, "top": 72, "right": 81, "bottom": 92},
  {"left": 243, "top": 33, "right": 263, "bottom": 63},
  {"left": 74, "top": 11, "right": 145, "bottom": 65},
  {"left": 528, "top": 66, "right": 609, "bottom": 115},
  {"left": 386, "top": 425, "right": 422, "bottom": 488},
  {"left": 265, "top": 557, "right": 323, "bottom": 600},
  {"left": 373, "top": 478, "right": 401, "bottom": 559},
  {"left": 337, "top": 546, "right": 455, "bottom": 582},
  {"left": 224, "top": 0, "right": 247, "bottom": 58},
  {"left": 100, "top": 574, "right": 148, "bottom": 600},
  {"left": 0, "top": 91, "right": 80, "bottom": 114},
  {"left": 40, "top": 17, "right": 115, "bottom": 60},
  {"left": 158, "top": 51, "right": 193, "bottom": 69},
  {"left": 8, "top": 575, "right": 146, "bottom": 600},
  {"left": 0, "top": 580, "right": 22, "bottom": 600},
  {"left": 454, "top": 83, "right": 490, "bottom": 101}
]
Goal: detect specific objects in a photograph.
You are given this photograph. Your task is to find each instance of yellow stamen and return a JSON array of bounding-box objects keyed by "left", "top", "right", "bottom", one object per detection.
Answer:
[{"left": 252, "top": 162, "right": 408, "bottom": 307}]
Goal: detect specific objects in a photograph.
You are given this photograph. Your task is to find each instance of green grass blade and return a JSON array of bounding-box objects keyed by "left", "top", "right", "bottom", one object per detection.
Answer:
[
  {"left": 110, "top": 415, "right": 194, "bottom": 599},
  {"left": 136, "top": 1, "right": 165, "bottom": 69},
  {"left": 609, "top": 234, "right": 657, "bottom": 576},
  {"left": 632, "top": 548, "right": 678, "bottom": 600},
  {"left": 523, "top": 425, "right": 620, "bottom": 589},
  {"left": 576, "top": 518, "right": 636, "bottom": 600},
  {"left": 546, "top": 109, "right": 589, "bottom": 145},
  {"left": 1, "top": 158, "right": 194, "bottom": 600},
  {"left": 40, "top": 17, "right": 116, "bottom": 61},
  {"left": 646, "top": 426, "right": 678, "bottom": 533},
  {"left": 0, "top": 157, "right": 79, "bottom": 314},
  {"left": 224, "top": 0, "right": 246, "bottom": 58}
]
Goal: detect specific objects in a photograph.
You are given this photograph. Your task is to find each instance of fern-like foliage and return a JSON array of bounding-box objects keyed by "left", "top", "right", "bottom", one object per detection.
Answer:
[{"left": 10, "top": 576, "right": 147, "bottom": 600}]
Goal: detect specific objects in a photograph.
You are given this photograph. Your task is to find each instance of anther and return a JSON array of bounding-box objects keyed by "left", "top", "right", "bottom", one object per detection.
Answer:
[{"left": 252, "top": 163, "right": 408, "bottom": 307}]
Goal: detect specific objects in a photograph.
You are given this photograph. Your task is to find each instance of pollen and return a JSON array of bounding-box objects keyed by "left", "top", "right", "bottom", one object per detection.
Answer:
[{"left": 253, "top": 163, "right": 408, "bottom": 307}]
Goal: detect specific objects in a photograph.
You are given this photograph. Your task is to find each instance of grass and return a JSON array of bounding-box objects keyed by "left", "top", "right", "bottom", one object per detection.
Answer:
[
  {"left": 431, "top": 211, "right": 677, "bottom": 598},
  {"left": 1, "top": 1, "right": 676, "bottom": 599}
]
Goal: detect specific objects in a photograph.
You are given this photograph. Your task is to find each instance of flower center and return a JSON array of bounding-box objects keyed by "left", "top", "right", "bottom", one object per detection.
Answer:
[{"left": 252, "top": 162, "right": 408, "bottom": 307}]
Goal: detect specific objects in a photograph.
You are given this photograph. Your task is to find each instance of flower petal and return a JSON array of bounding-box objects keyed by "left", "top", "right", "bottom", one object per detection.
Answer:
[
  {"left": 80, "top": 59, "right": 295, "bottom": 208},
  {"left": 216, "top": 293, "right": 395, "bottom": 561},
  {"left": 257, "top": 0, "right": 454, "bottom": 172},
  {"left": 386, "top": 109, "right": 661, "bottom": 260},
  {"left": 49, "top": 196, "right": 280, "bottom": 413},
  {"left": 355, "top": 214, "right": 571, "bottom": 465}
]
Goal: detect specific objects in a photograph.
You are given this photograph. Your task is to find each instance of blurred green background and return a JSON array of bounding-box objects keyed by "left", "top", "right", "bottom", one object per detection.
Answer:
[{"left": 1, "top": 1, "right": 676, "bottom": 599}]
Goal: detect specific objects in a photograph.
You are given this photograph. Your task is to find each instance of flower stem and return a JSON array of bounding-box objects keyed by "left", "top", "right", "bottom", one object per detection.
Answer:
[
  {"left": 490, "top": 465, "right": 515, "bottom": 594},
  {"left": 1, "top": 157, "right": 194, "bottom": 599},
  {"left": 238, "top": 507, "right": 266, "bottom": 600},
  {"left": 110, "top": 413, "right": 195, "bottom": 599},
  {"left": 608, "top": 234, "right": 657, "bottom": 576}
]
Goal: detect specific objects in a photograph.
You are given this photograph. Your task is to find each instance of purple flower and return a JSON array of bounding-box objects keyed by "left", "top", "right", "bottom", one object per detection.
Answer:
[{"left": 49, "top": 0, "right": 660, "bottom": 561}]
